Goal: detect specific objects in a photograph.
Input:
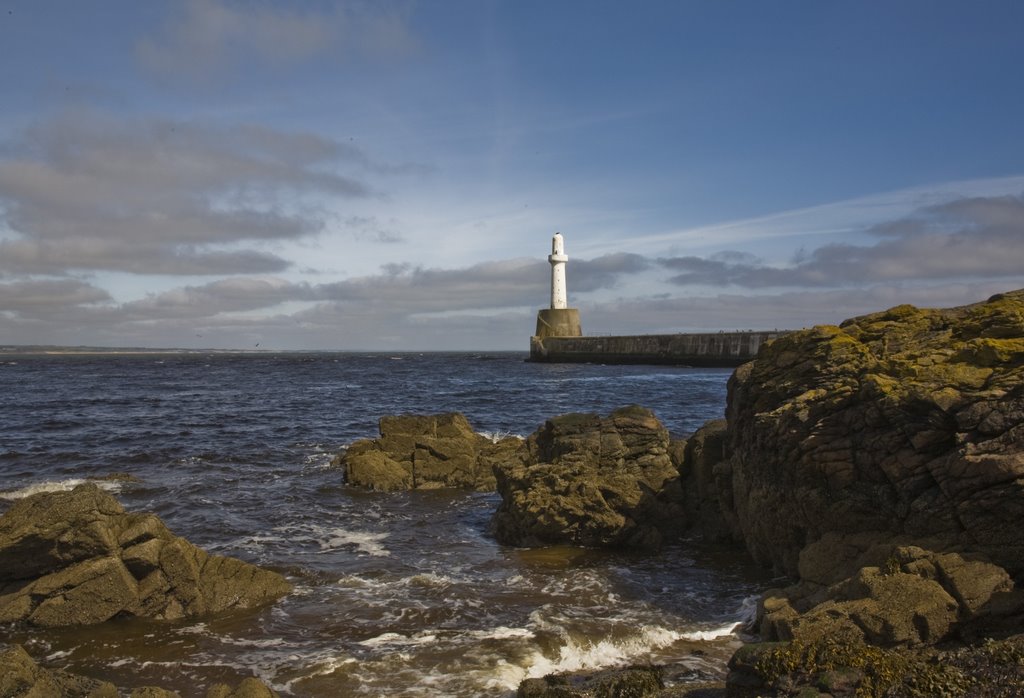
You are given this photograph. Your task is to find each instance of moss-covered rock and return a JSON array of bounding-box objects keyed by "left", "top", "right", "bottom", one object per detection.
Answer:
[
  {"left": 335, "top": 412, "right": 527, "bottom": 491},
  {"left": 711, "top": 290, "right": 1024, "bottom": 579},
  {"left": 726, "top": 635, "right": 1024, "bottom": 697},
  {"left": 492, "top": 406, "right": 686, "bottom": 550}
]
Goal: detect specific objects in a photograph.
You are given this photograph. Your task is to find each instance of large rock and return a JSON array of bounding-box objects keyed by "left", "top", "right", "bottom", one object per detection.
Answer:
[
  {"left": 700, "top": 290, "right": 1024, "bottom": 692},
  {"left": 0, "top": 484, "right": 291, "bottom": 627},
  {"left": 711, "top": 290, "right": 1024, "bottom": 578},
  {"left": 492, "top": 406, "right": 686, "bottom": 550},
  {"left": 335, "top": 413, "right": 526, "bottom": 491}
]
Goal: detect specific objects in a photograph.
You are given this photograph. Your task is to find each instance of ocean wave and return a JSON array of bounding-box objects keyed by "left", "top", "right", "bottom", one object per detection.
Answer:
[
  {"left": 358, "top": 631, "right": 439, "bottom": 648},
  {"left": 477, "top": 430, "right": 525, "bottom": 443},
  {"left": 479, "top": 622, "right": 690, "bottom": 691},
  {"left": 678, "top": 622, "right": 743, "bottom": 641},
  {"left": 0, "top": 477, "right": 126, "bottom": 501},
  {"left": 318, "top": 527, "right": 390, "bottom": 557}
]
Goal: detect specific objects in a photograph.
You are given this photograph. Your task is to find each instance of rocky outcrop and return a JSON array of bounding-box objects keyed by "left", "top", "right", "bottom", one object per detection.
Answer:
[
  {"left": 684, "top": 290, "right": 1024, "bottom": 695},
  {"left": 335, "top": 413, "right": 526, "bottom": 491},
  {"left": 759, "top": 541, "right": 1022, "bottom": 648},
  {"left": 0, "top": 644, "right": 279, "bottom": 697},
  {"left": 492, "top": 406, "right": 686, "bottom": 550},
  {"left": 709, "top": 290, "right": 1024, "bottom": 579},
  {"left": 0, "top": 484, "right": 291, "bottom": 627}
]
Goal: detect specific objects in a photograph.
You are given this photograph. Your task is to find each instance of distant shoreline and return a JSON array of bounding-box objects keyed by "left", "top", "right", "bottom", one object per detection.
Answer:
[
  {"left": 0, "top": 347, "right": 265, "bottom": 356},
  {"left": 0, "top": 346, "right": 526, "bottom": 356}
]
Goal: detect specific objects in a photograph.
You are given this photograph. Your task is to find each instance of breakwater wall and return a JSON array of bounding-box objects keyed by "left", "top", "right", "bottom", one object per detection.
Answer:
[{"left": 528, "top": 331, "right": 785, "bottom": 367}]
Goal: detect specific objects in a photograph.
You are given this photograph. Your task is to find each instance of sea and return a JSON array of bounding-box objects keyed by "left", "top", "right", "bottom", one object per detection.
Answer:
[{"left": 0, "top": 351, "right": 770, "bottom": 696}]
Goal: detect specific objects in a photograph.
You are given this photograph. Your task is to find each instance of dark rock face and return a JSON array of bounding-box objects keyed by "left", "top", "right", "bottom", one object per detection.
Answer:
[
  {"left": 492, "top": 406, "right": 686, "bottom": 550},
  {"left": 0, "top": 484, "right": 291, "bottom": 627},
  {"left": 336, "top": 413, "right": 526, "bottom": 491},
  {"left": 0, "top": 644, "right": 279, "bottom": 697},
  {"left": 715, "top": 291, "right": 1024, "bottom": 578}
]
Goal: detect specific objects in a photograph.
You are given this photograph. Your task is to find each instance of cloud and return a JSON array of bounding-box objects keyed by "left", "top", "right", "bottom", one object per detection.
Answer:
[
  {"left": 659, "top": 193, "right": 1024, "bottom": 288},
  {"left": 343, "top": 216, "right": 405, "bottom": 244},
  {"left": 579, "top": 282, "right": 1021, "bottom": 336},
  {"left": 120, "top": 277, "right": 312, "bottom": 320},
  {"left": 0, "top": 248, "right": 651, "bottom": 344},
  {"left": 0, "top": 111, "right": 377, "bottom": 276},
  {"left": 137, "top": 0, "right": 418, "bottom": 85},
  {"left": 0, "top": 279, "right": 111, "bottom": 314},
  {"left": 570, "top": 252, "right": 651, "bottom": 291},
  {"left": 316, "top": 258, "right": 548, "bottom": 311}
]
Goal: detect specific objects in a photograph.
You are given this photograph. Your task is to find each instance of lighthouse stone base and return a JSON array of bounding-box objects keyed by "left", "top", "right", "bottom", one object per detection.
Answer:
[{"left": 534, "top": 308, "right": 582, "bottom": 339}]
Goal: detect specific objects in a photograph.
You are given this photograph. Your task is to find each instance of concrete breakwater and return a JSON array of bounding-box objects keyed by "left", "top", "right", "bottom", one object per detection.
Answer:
[{"left": 528, "top": 331, "right": 784, "bottom": 367}]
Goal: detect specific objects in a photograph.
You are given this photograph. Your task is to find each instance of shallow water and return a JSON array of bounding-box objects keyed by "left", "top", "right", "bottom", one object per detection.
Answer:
[{"left": 0, "top": 352, "right": 767, "bottom": 695}]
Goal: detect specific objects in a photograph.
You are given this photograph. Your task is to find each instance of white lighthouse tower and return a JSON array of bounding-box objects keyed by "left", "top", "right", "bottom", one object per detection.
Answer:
[
  {"left": 549, "top": 232, "right": 569, "bottom": 310},
  {"left": 533, "top": 232, "right": 582, "bottom": 340}
]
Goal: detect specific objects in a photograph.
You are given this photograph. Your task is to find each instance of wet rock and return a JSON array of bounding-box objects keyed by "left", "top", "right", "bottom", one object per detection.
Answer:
[
  {"left": 493, "top": 406, "right": 686, "bottom": 550},
  {"left": 0, "top": 644, "right": 281, "bottom": 697},
  {"left": 518, "top": 665, "right": 664, "bottom": 697},
  {"left": 0, "top": 644, "right": 117, "bottom": 697},
  {"left": 336, "top": 412, "right": 526, "bottom": 491},
  {"left": 206, "top": 677, "right": 280, "bottom": 698},
  {"left": 0, "top": 484, "right": 291, "bottom": 627}
]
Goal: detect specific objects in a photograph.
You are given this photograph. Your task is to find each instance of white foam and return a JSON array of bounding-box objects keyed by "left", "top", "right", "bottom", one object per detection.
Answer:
[
  {"left": 523, "top": 623, "right": 685, "bottom": 681},
  {"left": 401, "top": 572, "right": 453, "bottom": 588},
  {"left": 319, "top": 528, "right": 390, "bottom": 557},
  {"left": 280, "top": 655, "right": 358, "bottom": 693},
  {"left": 678, "top": 622, "right": 742, "bottom": 641},
  {"left": 358, "top": 631, "right": 438, "bottom": 648},
  {"left": 0, "top": 478, "right": 125, "bottom": 501},
  {"left": 477, "top": 430, "right": 525, "bottom": 443},
  {"left": 468, "top": 626, "right": 535, "bottom": 641}
]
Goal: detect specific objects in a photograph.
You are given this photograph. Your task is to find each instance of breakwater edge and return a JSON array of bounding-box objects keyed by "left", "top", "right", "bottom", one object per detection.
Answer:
[{"left": 529, "top": 331, "right": 784, "bottom": 367}]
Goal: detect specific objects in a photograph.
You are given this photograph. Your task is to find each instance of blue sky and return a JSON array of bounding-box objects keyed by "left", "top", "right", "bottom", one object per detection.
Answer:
[{"left": 1, "top": 1, "right": 1023, "bottom": 350}]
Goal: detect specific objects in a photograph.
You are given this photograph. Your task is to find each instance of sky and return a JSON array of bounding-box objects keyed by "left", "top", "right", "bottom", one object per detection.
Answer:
[{"left": 1, "top": 0, "right": 1023, "bottom": 351}]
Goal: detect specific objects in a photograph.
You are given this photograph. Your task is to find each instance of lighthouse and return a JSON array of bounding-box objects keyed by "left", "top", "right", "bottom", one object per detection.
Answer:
[
  {"left": 533, "top": 232, "right": 582, "bottom": 339},
  {"left": 549, "top": 232, "right": 569, "bottom": 309}
]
